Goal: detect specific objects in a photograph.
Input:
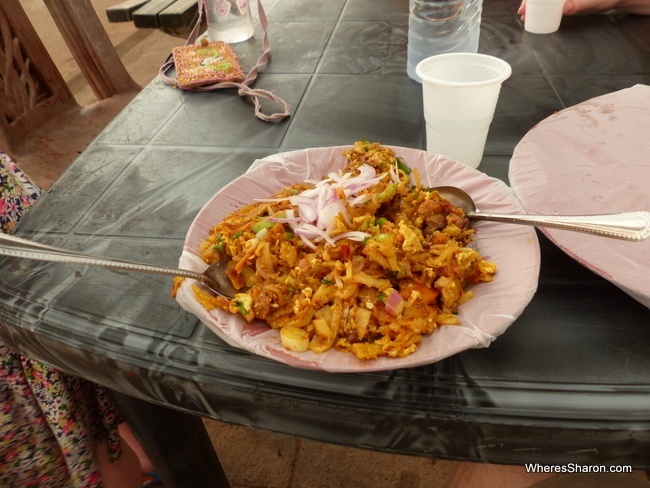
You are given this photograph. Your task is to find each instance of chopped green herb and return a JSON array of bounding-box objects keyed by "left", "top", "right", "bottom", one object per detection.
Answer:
[
  {"left": 213, "top": 233, "right": 225, "bottom": 251},
  {"left": 359, "top": 217, "right": 375, "bottom": 231},
  {"left": 396, "top": 157, "right": 412, "bottom": 175},
  {"left": 235, "top": 299, "right": 249, "bottom": 315},
  {"left": 321, "top": 278, "right": 335, "bottom": 285},
  {"left": 251, "top": 219, "right": 275, "bottom": 233},
  {"left": 377, "top": 183, "right": 396, "bottom": 202}
]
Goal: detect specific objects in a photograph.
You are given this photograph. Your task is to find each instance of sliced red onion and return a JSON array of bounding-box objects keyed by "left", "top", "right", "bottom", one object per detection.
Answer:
[
  {"left": 295, "top": 223, "right": 334, "bottom": 244},
  {"left": 384, "top": 289, "right": 405, "bottom": 317},
  {"left": 292, "top": 199, "right": 318, "bottom": 222},
  {"left": 348, "top": 194, "right": 371, "bottom": 206},
  {"left": 298, "top": 233, "right": 317, "bottom": 249},
  {"left": 268, "top": 216, "right": 301, "bottom": 223},
  {"left": 333, "top": 231, "right": 369, "bottom": 242},
  {"left": 317, "top": 199, "right": 348, "bottom": 230},
  {"left": 389, "top": 163, "right": 400, "bottom": 184},
  {"left": 289, "top": 194, "right": 317, "bottom": 205},
  {"left": 253, "top": 164, "right": 391, "bottom": 247}
]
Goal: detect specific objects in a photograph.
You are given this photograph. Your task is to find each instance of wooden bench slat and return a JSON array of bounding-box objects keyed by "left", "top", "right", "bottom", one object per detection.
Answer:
[
  {"left": 159, "top": 0, "right": 199, "bottom": 29},
  {"left": 132, "top": 0, "right": 177, "bottom": 28},
  {"left": 106, "top": 0, "right": 151, "bottom": 23}
]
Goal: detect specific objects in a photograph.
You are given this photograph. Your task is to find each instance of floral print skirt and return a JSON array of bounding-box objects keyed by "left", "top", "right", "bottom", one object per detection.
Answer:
[{"left": 0, "top": 150, "right": 123, "bottom": 487}]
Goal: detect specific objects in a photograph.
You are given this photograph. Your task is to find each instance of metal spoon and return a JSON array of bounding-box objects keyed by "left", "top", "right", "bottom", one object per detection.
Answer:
[
  {"left": 433, "top": 186, "right": 650, "bottom": 241},
  {"left": 0, "top": 234, "right": 237, "bottom": 298},
  {"left": 4, "top": 186, "right": 645, "bottom": 300}
]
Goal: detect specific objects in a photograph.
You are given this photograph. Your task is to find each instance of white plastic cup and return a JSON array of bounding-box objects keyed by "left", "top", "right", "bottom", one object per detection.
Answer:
[
  {"left": 206, "top": 0, "right": 254, "bottom": 44},
  {"left": 415, "top": 53, "right": 512, "bottom": 168},
  {"left": 524, "top": 0, "right": 565, "bottom": 34}
]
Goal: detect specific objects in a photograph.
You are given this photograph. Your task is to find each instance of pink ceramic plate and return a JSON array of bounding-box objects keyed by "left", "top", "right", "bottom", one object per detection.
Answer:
[
  {"left": 176, "top": 146, "right": 540, "bottom": 372},
  {"left": 509, "top": 84, "right": 650, "bottom": 310}
]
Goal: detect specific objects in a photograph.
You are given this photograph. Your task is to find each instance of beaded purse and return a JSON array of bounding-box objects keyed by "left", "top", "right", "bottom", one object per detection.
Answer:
[
  {"left": 172, "top": 39, "right": 245, "bottom": 89},
  {"left": 160, "top": 0, "right": 290, "bottom": 123}
]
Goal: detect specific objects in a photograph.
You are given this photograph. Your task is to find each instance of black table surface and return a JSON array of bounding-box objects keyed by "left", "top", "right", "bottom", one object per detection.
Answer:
[{"left": 2, "top": 0, "right": 650, "bottom": 469}]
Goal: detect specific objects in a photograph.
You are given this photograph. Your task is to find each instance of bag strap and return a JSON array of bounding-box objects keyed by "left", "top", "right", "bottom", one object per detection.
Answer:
[{"left": 159, "top": 0, "right": 290, "bottom": 123}]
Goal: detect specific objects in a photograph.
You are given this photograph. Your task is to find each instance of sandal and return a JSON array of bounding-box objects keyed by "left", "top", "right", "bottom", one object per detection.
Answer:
[{"left": 141, "top": 470, "right": 162, "bottom": 487}]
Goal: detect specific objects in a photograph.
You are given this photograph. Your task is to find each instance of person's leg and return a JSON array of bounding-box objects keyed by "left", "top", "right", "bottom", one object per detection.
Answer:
[
  {"left": 119, "top": 422, "right": 156, "bottom": 473},
  {"left": 95, "top": 437, "right": 141, "bottom": 488}
]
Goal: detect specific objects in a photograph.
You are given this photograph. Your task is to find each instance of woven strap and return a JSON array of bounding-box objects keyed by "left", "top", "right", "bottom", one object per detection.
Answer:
[{"left": 159, "top": 0, "right": 290, "bottom": 123}]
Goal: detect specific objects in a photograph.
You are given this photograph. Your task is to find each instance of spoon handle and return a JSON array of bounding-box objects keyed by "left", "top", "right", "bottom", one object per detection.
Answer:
[
  {"left": 470, "top": 211, "right": 650, "bottom": 241},
  {"left": 0, "top": 234, "right": 205, "bottom": 282}
]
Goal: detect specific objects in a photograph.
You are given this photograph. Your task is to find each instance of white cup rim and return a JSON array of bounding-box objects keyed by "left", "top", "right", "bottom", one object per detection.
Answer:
[{"left": 415, "top": 53, "right": 512, "bottom": 87}]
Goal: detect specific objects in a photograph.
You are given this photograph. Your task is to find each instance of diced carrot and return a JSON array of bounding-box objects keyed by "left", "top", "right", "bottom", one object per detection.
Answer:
[{"left": 409, "top": 282, "right": 440, "bottom": 305}]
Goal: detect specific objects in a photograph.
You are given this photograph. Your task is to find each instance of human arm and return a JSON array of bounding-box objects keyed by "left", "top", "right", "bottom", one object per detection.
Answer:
[{"left": 518, "top": 0, "right": 650, "bottom": 19}]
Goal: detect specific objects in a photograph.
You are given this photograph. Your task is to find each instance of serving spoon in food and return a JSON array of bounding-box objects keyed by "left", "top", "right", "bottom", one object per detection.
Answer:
[
  {"left": 0, "top": 233, "right": 238, "bottom": 298},
  {"left": 1, "top": 186, "right": 647, "bottom": 301},
  {"left": 433, "top": 186, "right": 650, "bottom": 241}
]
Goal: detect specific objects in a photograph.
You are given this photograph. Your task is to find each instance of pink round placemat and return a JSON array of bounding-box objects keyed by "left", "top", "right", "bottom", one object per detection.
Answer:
[{"left": 509, "top": 84, "right": 650, "bottom": 309}]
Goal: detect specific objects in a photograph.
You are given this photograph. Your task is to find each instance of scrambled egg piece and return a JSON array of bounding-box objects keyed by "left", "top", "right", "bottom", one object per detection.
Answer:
[{"left": 398, "top": 221, "right": 423, "bottom": 253}]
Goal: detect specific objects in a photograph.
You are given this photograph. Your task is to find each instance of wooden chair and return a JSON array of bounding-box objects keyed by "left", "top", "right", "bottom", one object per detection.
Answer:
[{"left": 0, "top": 0, "right": 140, "bottom": 153}]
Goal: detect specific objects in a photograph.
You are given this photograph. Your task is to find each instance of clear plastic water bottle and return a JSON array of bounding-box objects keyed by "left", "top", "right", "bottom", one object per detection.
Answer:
[
  {"left": 206, "top": 0, "right": 255, "bottom": 44},
  {"left": 407, "top": 0, "right": 483, "bottom": 82}
]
